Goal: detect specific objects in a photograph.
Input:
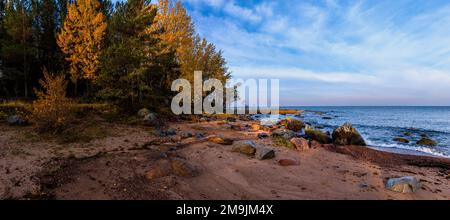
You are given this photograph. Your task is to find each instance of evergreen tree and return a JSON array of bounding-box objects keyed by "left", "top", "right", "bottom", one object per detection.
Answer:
[{"left": 98, "top": 0, "right": 179, "bottom": 110}]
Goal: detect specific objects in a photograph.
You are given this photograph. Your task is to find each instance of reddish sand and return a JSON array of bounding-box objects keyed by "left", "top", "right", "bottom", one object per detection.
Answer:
[{"left": 0, "top": 119, "right": 449, "bottom": 200}]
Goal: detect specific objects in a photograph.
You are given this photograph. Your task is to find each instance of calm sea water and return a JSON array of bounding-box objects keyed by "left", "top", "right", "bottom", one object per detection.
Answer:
[{"left": 269, "top": 106, "right": 450, "bottom": 158}]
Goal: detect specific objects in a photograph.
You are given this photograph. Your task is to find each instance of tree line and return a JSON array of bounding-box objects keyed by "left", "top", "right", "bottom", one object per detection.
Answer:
[{"left": 0, "top": 0, "right": 230, "bottom": 111}]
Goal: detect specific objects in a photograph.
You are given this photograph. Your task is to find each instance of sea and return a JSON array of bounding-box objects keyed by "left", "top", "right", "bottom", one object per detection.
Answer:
[{"left": 257, "top": 106, "right": 450, "bottom": 158}]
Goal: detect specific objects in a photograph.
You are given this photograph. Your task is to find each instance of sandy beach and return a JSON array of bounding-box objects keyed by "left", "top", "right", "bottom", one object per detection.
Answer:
[{"left": 1, "top": 115, "right": 448, "bottom": 200}]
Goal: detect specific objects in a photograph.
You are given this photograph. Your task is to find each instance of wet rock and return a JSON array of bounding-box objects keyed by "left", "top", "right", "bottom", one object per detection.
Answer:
[
  {"left": 404, "top": 132, "right": 412, "bottom": 137},
  {"left": 232, "top": 140, "right": 257, "bottom": 156},
  {"left": 417, "top": 137, "right": 437, "bottom": 146},
  {"left": 6, "top": 115, "right": 27, "bottom": 126},
  {"left": 257, "top": 133, "right": 269, "bottom": 139},
  {"left": 290, "top": 138, "right": 310, "bottom": 151},
  {"left": 394, "top": 137, "right": 410, "bottom": 144},
  {"left": 332, "top": 123, "right": 366, "bottom": 146},
  {"left": 385, "top": 176, "right": 421, "bottom": 193},
  {"left": 207, "top": 135, "right": 233, "bottom": 145},
  {"left": 322, "top": 116, "right": 333, "bottom": 120},
  {"left": 271, "top": 128, "right": 296, "bottom": 140},
  {"left": 255, "top": 146, "right": 275, "bottom": 160},
  {"left": 278, "top": 159, "right": 300, "bottom": 166},
  {"left": 305, "top": 129, "right": 331, "bottom": 144}
]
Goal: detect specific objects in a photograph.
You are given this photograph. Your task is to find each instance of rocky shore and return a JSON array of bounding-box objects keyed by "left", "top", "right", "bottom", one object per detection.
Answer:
[{"left": 0, "top": 112, "right": 449, "bottom": 200}]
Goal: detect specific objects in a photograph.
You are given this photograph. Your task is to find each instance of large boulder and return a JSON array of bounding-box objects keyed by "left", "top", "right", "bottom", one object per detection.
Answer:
[
  {"left": 271, "top": 128, "right": 296, "bottom": 140},
  {"left": 278, "top": 118, "right": 304, "bottom": 132},
  {"left": 416, "top": 137, "right": 437, "bottom": 146},
  {"left": 332, "top": 123, "right": 366, "bottom": 146},
  {"left": 290, "top": 138, "right": 310, "bottom": 151},
  {"left": 305, "top": 129, "right": 331, "bottom": 144},
  {"left": 385, "top": 176, "right": 421, "bottom": 193},
  {"left": 232, "top": 140, "right": 257, "bottom": 156},
  {"left": 255, "top": 146, "right": 275, "bottom": 160}
]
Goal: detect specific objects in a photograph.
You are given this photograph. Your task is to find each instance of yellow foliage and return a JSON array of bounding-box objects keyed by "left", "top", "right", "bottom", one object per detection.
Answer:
[
  {"left": 31, "top": 70, "right": 73, "bottom": 133},
  {"left": 57, "top": 0, "right": 107, "bottom": 83}
]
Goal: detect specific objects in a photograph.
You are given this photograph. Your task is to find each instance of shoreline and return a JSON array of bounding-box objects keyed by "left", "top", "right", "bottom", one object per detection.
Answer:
[{"left": 0, "top": 115, "right": 449, "bottom": 200}]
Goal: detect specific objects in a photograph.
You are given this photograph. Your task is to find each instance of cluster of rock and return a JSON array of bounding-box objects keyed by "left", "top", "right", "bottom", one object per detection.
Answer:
[{"left": 392, "top": 132, "right": 438, "bottom": 146}]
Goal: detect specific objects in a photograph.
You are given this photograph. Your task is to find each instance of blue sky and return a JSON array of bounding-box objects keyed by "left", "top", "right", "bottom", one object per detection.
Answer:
[{"left": 115, "top": 0, "right": 450, "bottom": 106}]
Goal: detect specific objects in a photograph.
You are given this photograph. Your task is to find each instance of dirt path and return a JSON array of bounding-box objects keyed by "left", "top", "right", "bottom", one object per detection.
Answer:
[{"left": 0, "top": 119, "right": 449, "bottom": 200}]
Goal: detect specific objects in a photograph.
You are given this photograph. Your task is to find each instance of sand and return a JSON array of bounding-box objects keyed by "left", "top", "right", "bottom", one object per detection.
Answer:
[{"left": 0, "top": 118, "right": 449, "bottom": 200}]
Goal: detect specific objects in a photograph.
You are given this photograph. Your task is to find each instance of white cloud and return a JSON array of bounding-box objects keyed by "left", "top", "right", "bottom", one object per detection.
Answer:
[{"left": 183, "top": 0, "right": 450, "bottom": 105}]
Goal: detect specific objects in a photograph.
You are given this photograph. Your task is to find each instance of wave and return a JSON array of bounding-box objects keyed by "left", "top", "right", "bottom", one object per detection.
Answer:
[{"left": 365, "top": 140, "right": 450, "bottom": 158}]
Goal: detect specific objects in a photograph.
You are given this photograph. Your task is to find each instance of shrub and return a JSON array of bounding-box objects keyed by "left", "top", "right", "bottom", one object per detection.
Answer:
[{"left": 31, "top": 71, "right": 74, "bottom": 134}]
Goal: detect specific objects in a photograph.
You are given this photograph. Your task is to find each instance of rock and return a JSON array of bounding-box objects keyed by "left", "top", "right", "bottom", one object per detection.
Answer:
[
  {"left": 255, "top": 146, "right": 275, "bottom": 160},
  {"left": 271, "top": 128, "right": 296, "bottom": 140},
  {"left": 6, "top": 115, "right": 27, "bottom": 126},
  {"left": 170, "top": 158, "right": 199, "bottom": 178},
  {"left": 278, "top": 158, "right": 300, "bottom": 166},
  {"left": 393, "top": 137, "right": 410, "bottom": 144},
  {"left": 207, "top": 135, "right": 233, "bottom": 145},
  {"left": 137, "top": 108, "right": 151, "bottom": 118},
  {"left": 322, "top": 116, "right": 333, "bottom": 120},
  {"left": 196, "top": 133, "right": 205, "bottom": 139},
  {"left": 145, "top": 159, "right": 198, "bottom": 180},
  {"left": 305, "top": 129, "right": 331, "bottom": 144},
  {"left": 332, "top": 123, "right": 366, "bottom": 146},
  {"left": 404, "top": 132, "right": 412, "bottom": 137},
  {"left": 278, "top": 118, "right": 304, "bottom": 132},
  {"left": 166, "top": 128, "right": 177, "bottom": 136},
  {"left": 385, "top": 176, "right": 421, "bottom": 193},
  {"left": 257, "top": 133, "right": 269, "bottom": 139},
  {"left": 251, "top": 123, "right": 261, "bottom": 131},
  {"left": 232, "top": 140, "right": 257, "bottom": 156},
  {"left": 145, "top": 160, "right": 172, "bottom": 180},
  {"left": 227, "top": 117, "right": 237, "bottom": 122},
  {"left": 261, "top": 125, "right": 276, "bottom": 132},
  {"left": 143, "top": 113, "right": 157, "bottom": 125},
  {"left": 310, "top": 140, "right": 322, "bottom": 148},
  {"left": 290, "top": 138, "right": 310, "bottom": 151},
  {"left": 417, "top": 137, "right": 437, "bottom": 146},
  {"left": 180, "top": 131, "right": 194, "bottom": 138}
]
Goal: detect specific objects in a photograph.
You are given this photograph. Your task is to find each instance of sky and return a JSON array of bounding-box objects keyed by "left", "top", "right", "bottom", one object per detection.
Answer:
[{"left": 116, "top": 0, "right": 450, "bottom": 106}]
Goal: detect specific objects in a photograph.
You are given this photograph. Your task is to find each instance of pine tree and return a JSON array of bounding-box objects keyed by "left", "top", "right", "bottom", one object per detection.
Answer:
[
  {"left": 57, "top": 0, "right": 106, "bottom": 94},
  {"left": 98, "top": 0, "right": 179, "bottom": 110}
]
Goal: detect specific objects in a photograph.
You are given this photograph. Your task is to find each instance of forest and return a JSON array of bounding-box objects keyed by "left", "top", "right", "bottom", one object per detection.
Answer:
[{"left": 0, "top": 0, "right": 229, "bottom": 111}]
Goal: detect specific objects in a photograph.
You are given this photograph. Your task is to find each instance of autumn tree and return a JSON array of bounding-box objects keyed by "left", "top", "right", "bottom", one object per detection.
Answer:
[
  {"left": 32, "top": 68, "right": 73, "bottom": 133},
  {"left": 151, "top": 0, "right": 230, "bottom": 84},
  {"left": 57, "top": 0, "right": 106, "bottom": 95}
]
